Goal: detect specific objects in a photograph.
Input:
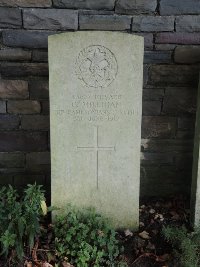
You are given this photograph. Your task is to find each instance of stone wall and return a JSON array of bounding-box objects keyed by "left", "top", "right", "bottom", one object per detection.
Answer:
[{"left": 0, "top": 0, "right": 199, "bottom": 198}]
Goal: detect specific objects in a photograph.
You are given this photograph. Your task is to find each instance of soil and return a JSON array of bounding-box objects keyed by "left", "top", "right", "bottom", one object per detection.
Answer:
[{"left": 0, "top": 195, "right": 190, "bottom": 267}]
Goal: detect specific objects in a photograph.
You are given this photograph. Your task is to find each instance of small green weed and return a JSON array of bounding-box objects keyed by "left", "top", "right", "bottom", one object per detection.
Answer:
[
  {"left": 54, "top": 206, "right": 127, "bottom": 267},
  {"left": 163, "top": 226, "right": 200, "bottom": 267},
  {"left": 0, "top": 184, "right": 47, "bottom": 264}
]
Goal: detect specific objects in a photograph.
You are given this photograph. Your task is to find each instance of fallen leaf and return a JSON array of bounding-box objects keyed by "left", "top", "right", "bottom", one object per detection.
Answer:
[{"left": 139, "top": 231, "right": 150, "bottom": 239}]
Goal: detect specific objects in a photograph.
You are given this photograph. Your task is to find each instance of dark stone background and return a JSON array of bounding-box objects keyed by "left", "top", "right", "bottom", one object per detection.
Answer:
[{"left": 0, "top": 0, "right": 199, "bottom": 200}]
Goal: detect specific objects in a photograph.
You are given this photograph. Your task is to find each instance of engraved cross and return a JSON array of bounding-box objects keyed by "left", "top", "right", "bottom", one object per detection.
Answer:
[{"left": 77, "top": 126, "right": 115, "bottom": 189}]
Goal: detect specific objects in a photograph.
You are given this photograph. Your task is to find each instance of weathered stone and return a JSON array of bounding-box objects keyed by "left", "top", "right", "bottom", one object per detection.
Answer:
[
  {"left": 0, "top": 152, "right": 24, "bottom": 167},
  {"left": 0, "top": 63, "right": 48, "bottom": 77},
  {"left": 21, "top": 115, "right": 49, "bottom": 130},
  {"left": 26, "top": 151, "right": 50, "bottom": 172},
  {"left": 143, "top": 101, "right": 161, "bottom": 115},
  {"left": 29, "top": 80, "right": 49, "bottom": 99},
  {"left": 7, "top": 100, "right": 41, "bottom": 114},
  {"left": 135, "top": 33, "right": 153, "bottom": 49},
  {"left": 23, "top": 8, "right": 78, "bottom": 30},
  {"left": 155, "top": 44, "right": 176, "bottom": 50},
  {"left": 53, "top": 0, "right": 115, "bottom": 10},
  {"left": 191, "top": 77, "right": 200, "bottom": 226},
  {"left": 175, "top": 153, "right": 193, "bottom": 170},
  {"left": 143, "top": 89, "right": 164, "bottom": 101},
  {"left": 140, "top": 165, "right": 191, "bottom": 197},
  {"left": 160, "top": 0, "right": 200, "bottom": 15},
  {"left": 176, "top": 130, "right": 195, "bottom": 139},
  {"left": 178, "top": 117, "right": 195, "bottom": 129},
  {"left": 162, "top": 88, "right": 197, "bottom": 115},
  {"left": 0, "top": 115, "right": 20, "bottom": 129},
  {"left": 26, "top": 151, "right": 50, "bottom": 165},
  {"left": 144, "top": 51, "right": 172, "bottom": 64},
  {"left": 142, "top": 116, "right": 176, "bottom": 138},
  {"left": 174, "top": 46, "right": 200, "bottom": 64},
  {"left": 141, "top": 138, "right": 193, "bottom": 153},
  {"left": 2, "top": 30, "right": 56, "bottom": 48},
  {"left": 0, "top": 48, "right": 31, "bottom": 61},
  {"left": 79, "top": 15, "right": 131, "bottom": 30},
  {"left": 141, "top": 152, "right": 173, "bottom": 165},
  {"left": 156, "top": 33, "right": 200, "bottom": 45},
  {"left": 116, "top": 0, "right": 157, "bottom": 14},
  {"left": 32, "top": 50, "right": 48, "bottom": 62},
  {"left": 49, "top": 32, "right": 144, "bottom": 228},
  {"left": 13, "top": 174, "right": 45, "bottom": 186},
  {"left": 132, "top": 16, "right": 174, "bottom": 32},
  {"left": 0, "top": 175, "right": 13, "bottom": 185},
  {"left": 0, "top": 101, "right": 6, "bottom": 113},
  {"left": 0, "top": 131, "right": 47, "bottom": 152},
  {"left": 0, "top": 7, "right": 22, "bottom": 28},
  {"left": 176, "top": 15, "right": 200, "bottom": 32},
  {"left": 0, "top": 80, "right": 28, "bottom": 99},
  {"left": 0, "top": 0, "right": 52, "bottom": 7},
  {"left": 149, "top": 65, "right": 199, "bottom": 86},
  {"left": 143, "top": 65, "right": 149, "bottom": 86},
  {"left": 79, "top": 10, "right": 114, "bottom": 15},
  {"left": 41, "top": 101, "right": 49, "bottom": 114}
]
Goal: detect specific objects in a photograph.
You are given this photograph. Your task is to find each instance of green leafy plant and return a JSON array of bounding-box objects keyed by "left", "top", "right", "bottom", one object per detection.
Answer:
[
  {"left": 162, "top": 226, "right": 200, "bottom": 267},
  {"left": 54, "top": 206, "right": 126, "bottom": 267},
  {"left": 0, "top": 184, "right": 47, "bottom": 264}
]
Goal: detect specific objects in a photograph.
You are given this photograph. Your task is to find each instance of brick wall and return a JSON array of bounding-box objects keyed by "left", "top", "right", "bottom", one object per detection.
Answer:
[{"left": 0, "top": 0, "right": 199, "bottom": 198}]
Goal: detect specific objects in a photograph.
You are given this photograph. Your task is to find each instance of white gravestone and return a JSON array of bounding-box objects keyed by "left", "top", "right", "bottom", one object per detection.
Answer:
[
  {"left": 191, "top": 76, "right": 200, "bottom": 226},
  {"left": 49, "top": 31, "right": 144, "bottom": 228}
]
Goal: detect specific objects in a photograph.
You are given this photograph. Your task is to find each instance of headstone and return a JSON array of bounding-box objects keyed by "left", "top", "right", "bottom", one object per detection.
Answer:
[
  {"left": 191, "top": 75, "right": 200, "bottom": 226},
  {"left": 49, "top": 31, "right": 144, "bottom": 228}
]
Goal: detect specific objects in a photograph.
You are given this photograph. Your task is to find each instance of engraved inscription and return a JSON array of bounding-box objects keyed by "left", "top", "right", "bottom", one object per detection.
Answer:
[
  {"left": 76, "top": 45, "right": 118, "bottom": 88},
  {"left": 77, "top": 126, "right": 115, "bottom": 189}
]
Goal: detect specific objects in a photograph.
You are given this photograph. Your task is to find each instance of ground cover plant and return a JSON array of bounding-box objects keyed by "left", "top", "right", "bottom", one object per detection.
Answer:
[{"left": 0, "top": 185, "right": 194, "bottom": 267}]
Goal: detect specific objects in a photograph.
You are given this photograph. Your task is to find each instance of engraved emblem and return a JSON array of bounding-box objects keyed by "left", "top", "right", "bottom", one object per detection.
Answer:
[{"left": 76, "top": 45, "right": 118, "bottom": 88}]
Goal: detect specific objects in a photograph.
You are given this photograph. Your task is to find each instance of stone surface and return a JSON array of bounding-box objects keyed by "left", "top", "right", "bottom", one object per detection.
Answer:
[
  {"left": 160, "top": 0, "right": 200, "bottom": 15},
  {"left": 29, "top": 80, "right": 49, "bottom": 99},
  {"left": 176, "top": 16, "right": 200, "bottom": 32},
  {"left": 0, "top": 63, "right": 48, "bottom": 77},
  {"left": 156, "top": 33, "right": 200, "bottom": 45},
  {"left": 2, "top": 30, "right": 56, "bottom": 48},
  {"left": 53, "top": 0, "right": 115, "bottom": 10},
  {"left": 191, "top": 77, "right": 200, "bottom": 226},
  {"left": 0, "top": 152, "right": 24, "bottom": 167},
  {"left": 141, "top": 152, "right": 173, "bottom": 165},
  {"left": 149, "top": 65, "right": 199, "bottom": 86},
  {"left": 0, "top": 7, "right": 22, "bottom": 28},
  {"left": 23, "top": 8, "right": 78, "bottom": 30},
  {"left": 144, "top": 51, "right": 172, "bottom": 64},
  {"left": 142, "top": 116, "right": 176, "bottom": 138},
  {"left": 141, "top": 139, "right": 193, "bottom": 153},
  {"left": 32, "top": 50, "right": 48, "bottom": 62},
  {"left": 135, "top": 33, "right": 153, "bottom": 49},
  {"left": 79, "top": 15, "right": 131, "bottom": 30},
  {"left": 0, "top": 115, "right": 20, "bottom": 129},
  {"left": 132, "top": 16, "right": 174, "bottom": 32},
  {"left": 155, "top": 44, "right": 176, "bottom": 50},
  {"left": 21, "top": 115, "right": 49, "bottom": 130},
  {"left": 0, "top": 48, "right": 31, "bottom": 61},
  {"left": 0, "top": 0, "right": 52, "bottom": 7},
  {"left": 0, "top": 131, "right": 47, "bottom": 151},
  {"left": 142, "top": 100, "right": 161, "bottom": 115},
  {"left": 0, "top": 80, "right": 28, "bottom": 99},
  {"left": 143, "top": 89, "right": 164, "bottom": 101},
  {"left": 174, "top": 46, "right": 200, "bottom": 64},
  {"left": 115, "top": 0, "right": 157, "bottom": 14},
  {"left": 0, "top": 101, "right": 6, "bottom": 113},
  {"left": 162, "top": 88, "right": 197, "bottom": 115},
  {"left": 49, "top": 32, "right": 144, "bottom": 228},
  {"left": 7, "top": 100, "right": 41, "bottom": 114}
]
